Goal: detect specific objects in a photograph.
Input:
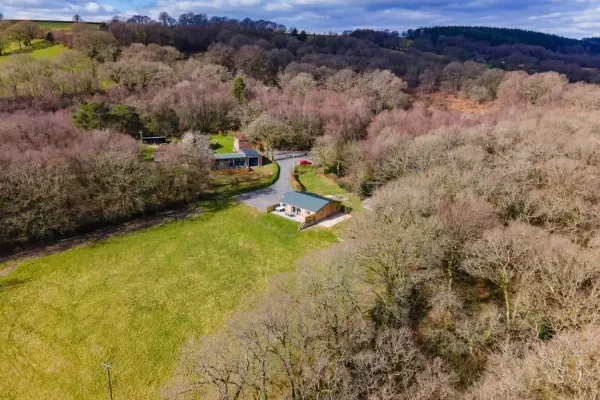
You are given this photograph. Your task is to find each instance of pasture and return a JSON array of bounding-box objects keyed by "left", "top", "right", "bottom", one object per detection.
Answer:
[
  {"left": 0, "top": 202, "right": 336, "bottom": 399},
  {"left": 5, "top": 20, "right": 75, "bottom": 30},
  {"left": 0, "top": 43, "right": 66, "bottom": 65}
]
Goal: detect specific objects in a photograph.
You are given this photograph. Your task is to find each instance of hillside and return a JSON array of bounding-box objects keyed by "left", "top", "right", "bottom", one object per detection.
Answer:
[{"left": 408, "top": 26, "right": 600, "bottom": 53}]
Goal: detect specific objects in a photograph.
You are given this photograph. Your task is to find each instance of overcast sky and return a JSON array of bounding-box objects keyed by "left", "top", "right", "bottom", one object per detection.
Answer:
[{"left": 2, "top": 0, "right": 600, "bottom": 38}]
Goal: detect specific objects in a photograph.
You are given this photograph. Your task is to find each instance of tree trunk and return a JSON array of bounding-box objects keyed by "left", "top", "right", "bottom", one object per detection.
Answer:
[{"left": 503, "top": 286, "right": 510, "bottom": 326}]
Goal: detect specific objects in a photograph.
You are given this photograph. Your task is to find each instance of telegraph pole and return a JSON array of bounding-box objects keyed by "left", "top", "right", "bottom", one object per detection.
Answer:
[{"left": 103, "top": 362, "right": 113, "bottom": 400}]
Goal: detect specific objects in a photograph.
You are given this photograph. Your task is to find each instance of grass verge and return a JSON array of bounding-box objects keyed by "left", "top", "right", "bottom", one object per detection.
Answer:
[
  {"left": 210, "top": 162, "right": 280, "bottom": 197},
  {"left": 295, "top": 165, "right": 362, "bottom": 211},
  {"left": 209, "top": 134, "right": 235, "bottom": 154}
]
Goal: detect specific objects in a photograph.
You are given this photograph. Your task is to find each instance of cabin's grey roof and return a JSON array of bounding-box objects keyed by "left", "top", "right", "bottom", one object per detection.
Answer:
[
  {"left": 279, "top": 191, "right": 338, "bottom": 212},
  {"left": 241, "top": 149, "right": 261, "bottom": 157},
  {"left": 213, "top": 152, "right": 247, "bottom": 160}
]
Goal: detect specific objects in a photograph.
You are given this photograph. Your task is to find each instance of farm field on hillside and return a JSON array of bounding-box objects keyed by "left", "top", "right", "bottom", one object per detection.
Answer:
[
  {"left": 0, "top": 202, "right": 336, "bottom": 399},
  {"left": 35, "top": 21, "right": 74, "bottom": 30},
  {"left": 0, "top": 43, "right": 65, "bottom": 64},
  {"left": 6, "top": 20, "right": 75, "bottom": 30}
]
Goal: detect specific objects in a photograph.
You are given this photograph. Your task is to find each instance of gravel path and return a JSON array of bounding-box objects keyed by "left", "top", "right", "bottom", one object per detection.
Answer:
[{"left": 235, "top": 157, "right": 297, "bottom": 210}]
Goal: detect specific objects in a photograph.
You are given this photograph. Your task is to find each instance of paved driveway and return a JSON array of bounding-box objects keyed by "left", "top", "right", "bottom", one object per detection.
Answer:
[{"left": 236, "top": 157, "right": 298, "bottom": 210}]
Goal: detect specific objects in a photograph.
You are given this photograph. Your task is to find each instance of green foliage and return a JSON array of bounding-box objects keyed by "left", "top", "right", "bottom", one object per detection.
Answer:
[
  {"left": 141, "top": 110, "right": 180, "bottom": 137},
  {"left": 108, "top": 104, "right": 143, "bottom": 137},
  {"left": 408, "top": 26, "right": 600, "bottom": 55},
  {"left": 141, "top": 146, "right": 157, "bottom": 161},
  {"left": 230, "top": 76, "right": 246, "bottom": 102},
  {"left": 71, "top": 102, "right": 110, "bottom": 130},
  {"left": 73, "top": 103, "right": 154, "bottom": 138}
]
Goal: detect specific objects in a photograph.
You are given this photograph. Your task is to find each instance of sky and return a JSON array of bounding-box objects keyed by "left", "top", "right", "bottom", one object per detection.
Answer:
[{"left": 2, "top": 0, "right": 600, "bottom": 39}]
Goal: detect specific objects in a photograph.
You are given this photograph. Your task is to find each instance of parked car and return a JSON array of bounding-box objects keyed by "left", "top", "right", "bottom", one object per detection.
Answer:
[{"left": 299, "top": 159, "right": 312, "bottom": 165}]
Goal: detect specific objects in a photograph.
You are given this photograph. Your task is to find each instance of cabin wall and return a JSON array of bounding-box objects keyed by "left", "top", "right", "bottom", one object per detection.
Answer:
[{"left": 314, "top": 202, "right": 341, "bottom": 222}]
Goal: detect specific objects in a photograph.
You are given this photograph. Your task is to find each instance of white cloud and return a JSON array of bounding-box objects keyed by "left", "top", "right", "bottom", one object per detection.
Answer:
[{"left": 5, "top": 0, "right": 600, "bottom": 38}]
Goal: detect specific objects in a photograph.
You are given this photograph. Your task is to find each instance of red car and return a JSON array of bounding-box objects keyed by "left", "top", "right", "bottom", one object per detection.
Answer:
[{"left": 299, "top": 159, "right": 312, "bottom": 165}]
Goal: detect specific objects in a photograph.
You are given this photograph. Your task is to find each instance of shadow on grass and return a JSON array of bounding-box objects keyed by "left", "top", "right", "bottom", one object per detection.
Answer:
[
  {"left": 210, "top": 142, "right": 223, "bottom": 152},
  {"left": 2, "top": 41, "right": 54, "bottom": 57},
  {"left": 0, "top": 277, "right": 30, "bottom": 294}
]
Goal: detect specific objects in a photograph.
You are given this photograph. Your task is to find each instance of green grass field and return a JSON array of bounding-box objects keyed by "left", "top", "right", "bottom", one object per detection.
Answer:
[
  {"left": 0, "top": 43, "right": 66, "bottom": 65},
  {"left": 0, "top": 202, "right": 336, "bottom": 399},
  {"left": 6, "top": 20, "right": 75, "bottom": 30},
  {"left": 210, "top": 134, "right": 235, "bottom": 154},
  {"left": 35, "top": 21, "right": 74, "bottom": 30}
]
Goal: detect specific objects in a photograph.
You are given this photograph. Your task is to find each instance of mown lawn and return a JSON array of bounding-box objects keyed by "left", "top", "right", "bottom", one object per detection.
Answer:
[
  {"left": 0, "top": 202, "right": 336, "bottom": 399},
  {"left": 210, "top": 134, "right": 235, "bottom": 153}
]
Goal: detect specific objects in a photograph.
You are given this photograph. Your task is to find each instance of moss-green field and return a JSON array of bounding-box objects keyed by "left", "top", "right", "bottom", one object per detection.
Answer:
[{"left": 0, "top": 202, "right": 336, "bottom": 399}]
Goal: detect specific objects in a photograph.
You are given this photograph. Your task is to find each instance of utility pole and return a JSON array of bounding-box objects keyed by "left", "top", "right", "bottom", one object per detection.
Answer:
[{"left": 103, "top": 363, "right": 113, "bottom": 400}]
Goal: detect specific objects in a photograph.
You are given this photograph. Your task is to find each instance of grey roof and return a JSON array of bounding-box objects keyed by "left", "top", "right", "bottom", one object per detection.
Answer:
[
  {"left": 241, "top": 149, "right": 261, "bottom": 157},
  {"left": 279, "top": 191, "right": 338, "bottom": 212},
  {"left": 213, "top": 152, "right": 246, "bottom": 160}
]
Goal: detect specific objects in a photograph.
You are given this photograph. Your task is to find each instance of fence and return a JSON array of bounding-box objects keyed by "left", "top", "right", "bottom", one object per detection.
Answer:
[
  {"left": 300, "top": 214, "right": 316, "bottom": 230},
  {"left": 266, "top": 204, "right": 277, "bottom": 213}
]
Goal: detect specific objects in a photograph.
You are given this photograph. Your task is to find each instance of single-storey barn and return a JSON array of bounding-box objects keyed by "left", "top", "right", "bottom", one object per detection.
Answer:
[
  {"left": 276, "top": 191, "right": 341, "bottom": 224},
  {"left": 212, "top": 149, "right": 263, "bottom": 170}
]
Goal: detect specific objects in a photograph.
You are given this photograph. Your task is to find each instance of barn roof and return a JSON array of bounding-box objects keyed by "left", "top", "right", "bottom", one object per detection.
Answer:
[
  {"left": 241, "top": 149, "right": 261, "bottom": 157},
  {"left": 213, "top": 152, "right": 246, "bottom": 160},
  {"left": 279, "top": 191, "right": 339, "bottom": 213}
]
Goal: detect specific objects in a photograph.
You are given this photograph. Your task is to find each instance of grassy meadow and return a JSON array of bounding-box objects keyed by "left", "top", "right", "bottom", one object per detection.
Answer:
[
  {"left": 0, "top": 19, "right": 82, "bottom": 63},
  {"left": 0, "top": 202, "right": 336, "bottom": 399},
  {"left": 35, "top": 21, "right": 74, "bottom": 30},
  {"left": 0, "top": 42, "right": 66, "bottom": 65},
  {"left": 5, "top": 20, "right": 75, "bottom": 30}
]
